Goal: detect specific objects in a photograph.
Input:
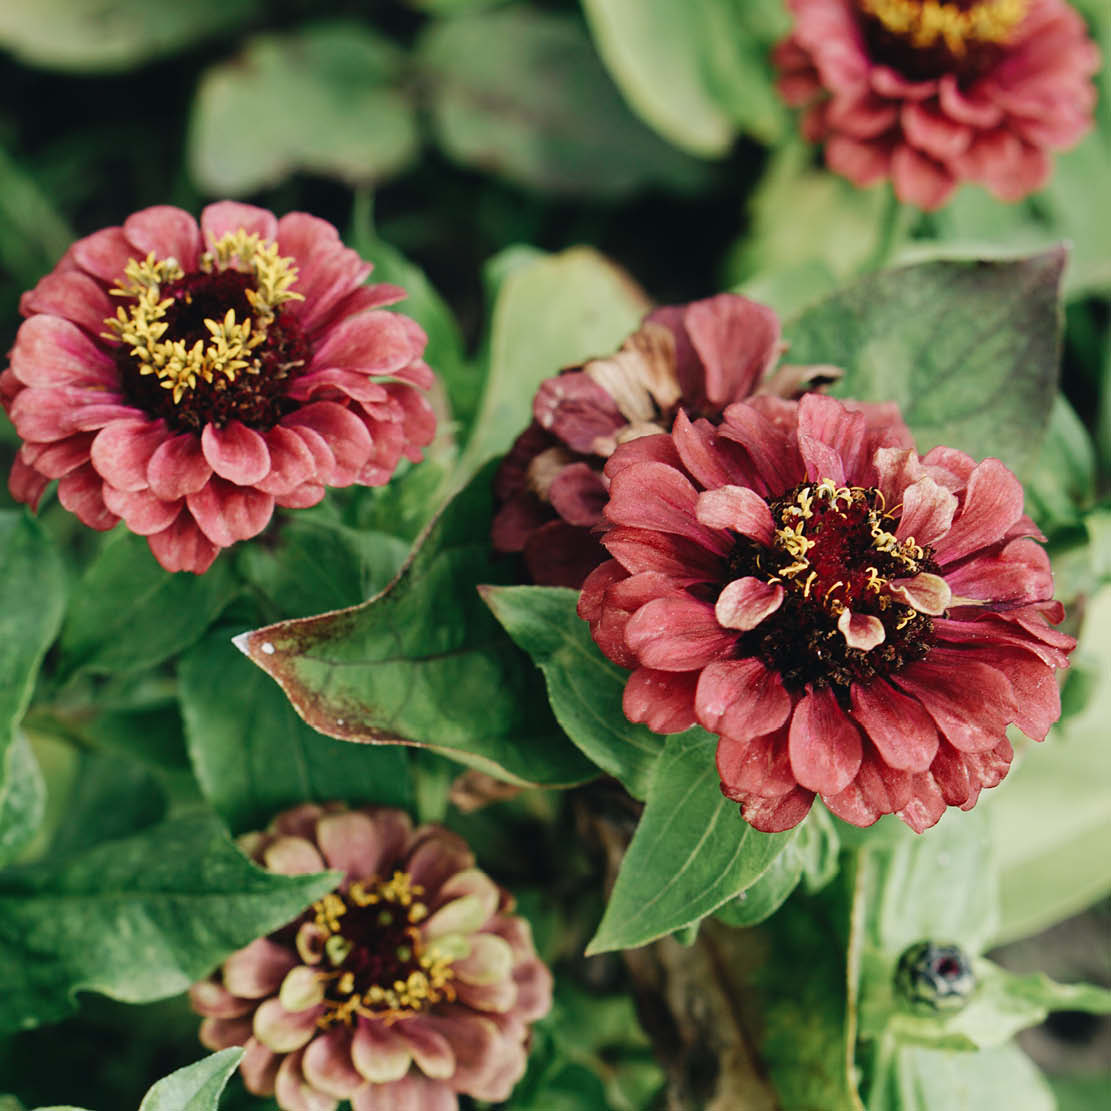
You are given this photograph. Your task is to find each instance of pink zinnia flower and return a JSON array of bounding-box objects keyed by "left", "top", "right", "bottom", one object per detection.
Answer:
[
  {"left": 492, "top": 293, "right": 836, "bottom": 587},
  {"left": 578, "top": 393, "right": 1074, "bottom": 833},
  {"left": 2, "top": 202, "right": 436, "bottom": 573},
  {"left": 190, "top": 803, "right": 552, "bottom": 1111},
  {"left": 774, "top": 0, "right": 1100, "bottom": 208}
]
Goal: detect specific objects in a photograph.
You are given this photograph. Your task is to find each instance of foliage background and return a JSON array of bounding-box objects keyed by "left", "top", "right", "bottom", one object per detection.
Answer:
[{"left": 0, "top": 0, "right": 1107, "bottom": 1109}]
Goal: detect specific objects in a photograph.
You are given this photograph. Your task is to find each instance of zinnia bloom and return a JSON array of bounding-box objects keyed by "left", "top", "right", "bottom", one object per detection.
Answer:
[
  {"left": 190, "top": 803, "right": 552, "bottom": 1111},
  {"left": 578, "top": 393, "right": 1074, "bottom": 833},
  {"left": 492, "top": 293, "right": 836, "bottom": 587},
  {"left": 774, "top": 0, "right": 1100, "bottom": 208},
  {"left": 2, "top": 202, "right": 436, "bottom": 573}
]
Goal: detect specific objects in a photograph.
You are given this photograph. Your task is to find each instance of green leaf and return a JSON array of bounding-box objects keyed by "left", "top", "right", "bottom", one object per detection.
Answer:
[
  {"left": 181, "top": 628, "right": 414, "bottom": 834},
  {"left": 235, "top": 466, "right": 596, "bottom": 788},
  {"left": 236, "top": 519, "right": 410, "bottom": 620},
  {"left": 189, "top": 22, "right": 420, "bottom": 195},
  {"left": 418, "top": 9, "right": 708, "bottom": 197},
  {"left": 869, "top": 1042, "right": 1055, "bottom": 1111},
  {"left": 0, "top": 512, "right": 65, "bottom": 835},
  {"left": 0, "top": 0, "right": 260, "bottom": 72},
  {"left": 1023, "top": 395, "right": 1097, "bottom": 532},
  {"left": 587, "top": 729, "right": 796, "bottom": 953},
  {"left": 481, "top": 586, "right": 665, "bottom": 799},
  {"left": 986, "top": 584, "right": 1111, "bottom": 943},
  {"left": 459, "top": 246, "right": 649, "bottom": 481},
  {"left": 0, "top": 146, "right": 74, "bottom": 290},
  {"left": 0, "top": 814, "right": 337, "bottom": 1034},
  {"left": 0, "top": 732, "right": 45, "bottom": 868},
  {"left": 138, "top": 1048, "right": 244, "bottom": 1111},
  {"left": 784, "top": 249, "right": 1066, "bottom": 477},
  {"left": 59, "top": 531, "right": 239, "bottom": 678},
  {"left": 580, "top": 0, "right": 735, "bottom": 157}
]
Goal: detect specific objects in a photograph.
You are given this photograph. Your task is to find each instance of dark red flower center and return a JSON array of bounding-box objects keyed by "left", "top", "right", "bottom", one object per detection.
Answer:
[
  {"left": 104, "top": 232, "right": 311, "bottom": 434},
  {"left": 309, "top": 871, "right": 455, "bottom": 1026},
  {"left": 855, "top": 0, "right": 1028, "bottom": 80},
  {"left": 725, "top": 480, "right": 939, "bottom": 696}
]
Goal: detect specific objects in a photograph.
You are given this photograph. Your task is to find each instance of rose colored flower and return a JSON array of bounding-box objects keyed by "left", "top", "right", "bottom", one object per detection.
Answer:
[
  {"left": 578, "top": 393, "right": 1074, "bottom": 833},
  {"left": 774, "top": 0, "right": 1100, "bottom": 208},
  {"left": 2, "top": 203, "right": 437, "bottom": 573},
  {"left": 492, "top": 293, "right": 838, "bottom": 587},
  {"left": 190, "top": 803, "right": 552, "bottom": 1111}
]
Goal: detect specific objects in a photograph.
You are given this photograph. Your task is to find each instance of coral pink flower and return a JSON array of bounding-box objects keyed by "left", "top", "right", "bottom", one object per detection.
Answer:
[
  {"left": 774, "top": 0, "right": 1100, "bottom": 208},
  {"left": 578, "top": 393, "right": 1074, "bottom": 833},
  {"left": 190, "top": 804, "right": 552, "bottom": 1111},
  {"left": 2, "top": 203, "right": 436, "bottom": 573},
  {"left": 493, "top": 293, "right": 836, "bottom": 587}
]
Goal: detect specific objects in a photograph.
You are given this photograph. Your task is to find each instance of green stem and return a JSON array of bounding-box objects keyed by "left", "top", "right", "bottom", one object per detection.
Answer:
[
  {"left": 350, "top": 187, "right": 375, "bottom": 251},
  {"left": 864, "top": 186, "right": 903, "bottom": 272}
]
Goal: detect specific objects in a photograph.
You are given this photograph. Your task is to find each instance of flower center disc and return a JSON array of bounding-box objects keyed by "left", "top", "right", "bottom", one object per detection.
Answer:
[
  {"left": 727, "top": 479, "right": 938, "bottom": 694},
  {"left": 310, "top": 871, "right": 455, "bottom": 1027},
  {"left": 104, "top": 231, "right": 310, "bottom": 433},
  {"left": 856, "top": 0, "right": 1028, "bottom": 79}
]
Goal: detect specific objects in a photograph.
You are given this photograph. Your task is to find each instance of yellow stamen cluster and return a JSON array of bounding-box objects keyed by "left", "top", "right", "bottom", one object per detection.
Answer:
[
  {"left": 311, "top": 871, "right": 456, "bottom": 1028},
  {"left": 102, "top": 231, "right": 304, "bottom": 403},
  {"left": 858, "top": 0, "right": 1028, "bottom": 54},
  {"left": 767, "top": 479, "right": 926, "bottom": 622}
]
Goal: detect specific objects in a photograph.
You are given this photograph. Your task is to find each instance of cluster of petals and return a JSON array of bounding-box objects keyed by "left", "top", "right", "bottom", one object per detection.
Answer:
[
  {"left": 190, "top": 803, "right": 551, "bottom": 1111},
  {"left": 493, "top": 292, "right": 834, "bottom": 587},
  {"left": 774, "top": 0, "right": 1100, "bottom": 208},
  {"left": 2, "top": 202, "right": 436, "bottom": 573},
  {"left": 578, "top": 392, "right": 1074, "bottom": 833}
]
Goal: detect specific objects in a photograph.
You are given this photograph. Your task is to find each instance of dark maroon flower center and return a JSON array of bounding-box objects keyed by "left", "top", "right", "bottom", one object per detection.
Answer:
[
  {"left": 724, "top": 481, "right": 938, "bottom": 696},
  {"left": 113, "top": 268, "right": 309, "bottom": 434},
  {"left": 309, "top": 872, "right": 455, "bottom": 1026},
  {"left": 855, "top": 0, "right": 1028, "bottom": 81}
]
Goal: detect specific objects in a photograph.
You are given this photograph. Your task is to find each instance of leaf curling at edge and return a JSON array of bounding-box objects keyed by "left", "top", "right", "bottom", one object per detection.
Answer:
[{"left": 233, "top": 463, "right": 596, "bottom": 789}]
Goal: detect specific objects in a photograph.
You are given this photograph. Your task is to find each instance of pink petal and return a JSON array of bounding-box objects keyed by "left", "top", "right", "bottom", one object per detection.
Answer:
[
  {"left": 351, "top": 1019, "right": 412, "bottom": 1083},
  {"left": 310, "top": 310, "right": 415, "bottom": 377},
  {"left": 316, "top": 809, "right": 411, "bottom": 879},
  {"left": 262, "top": 834, "right": 327, "bottom": 875},
  {"left": 695, "top": 658, "right": 792, "bottom": 742},
  {"left": 11, "top": 315, "right": 118, "bottom": 389},
  {"left": 303, "top": 1026, "right": 365, "bottom": 1099},
  {"left": 891, "top": 145, "right": 958, "bottom": 210},
  {"left": 934, "top": 458, "right": 1025, "bottom": 564},
  {"left": 201, "top": 201, "right": 278, "bottom": 246},
  {"left": 892, "top": 654, "right": 1017, "bottom": 753},
  {"left": 186, "top": 477, "right": 274, "bottom": 547},
  {"left": 20, "top": 433, "right": 94, "bottom": 479},
  {"left": 395, "top": 1017, "right": 455, "bottom": 1079},
  {"left": 684, "top": 293, "right": 782, "bottom": 407},
  {"left": 241, "top": 1036, "right": 281, "bottom": 1096},
  {"left": 942, "top": 538, "right": 1052, "bottom": 605},
  {"left": 822, "top": 748, "right": 914, "bottom": 826},
  {"left": 253, "top": 997, "right": 321, "bottom": 1053},
  {"left": 415, "top": 1010, "right": 502, "bottom": 1094},
  {"left": 826, "top": 134, "right": 894, "bottom": 186},
  {"left": 602, "top": 526, "right": 724, "bottom": 584},
  {"left": 101, "top": 485, "right": 181, "bottom": 535},
  {"left": 837, "top": 610, "right": 886, "bottom": 650},
  {"left": 146, "top": 513, "right": 220, "bottom": 574},
  {"left": 20, "top": 269, "right": 114, "bottom": 337},
  {"left": 850, "top": 680, "right": 938, "bottom": 771},
  {"left": 511, "top": 957, "right": 554, "bottom": 1022},
  {"left": 625, "top": 595, "right": 736, "bottom": 670},
  {"left": 695, "top": 485, "right": 775, "bottom": 544},
  {"left": 350, "top": 1072, "right": 458, "bottom": 1111},
  {"left": 404, "top": 831, "right": 474, "bottom": 897},
  {"left": 58, "top": 464, "right": 118, "bottom": 530},
  {"left": 90, "top": 418, "right": 170, "bottom": 492},
  {"left": 622, "top": 668, "right": 699, "bottom": 733},
  {"left": 901, "top": 101, "right": 972, "bottom": 161},
  {"left": 189, "top": 978, "right": 254, "bottom": 1018},
  {"left": 736, "top": 786, "right": 814, "bottom": 832},
  {"left": 672, "top": 411, "right": 761, "bottom": 491},
  {"left": 275, "top": 1049, "right": 338, "bottom": 1111},
  {"left": 606, "top": 461, "right": 730, "bottom": 554},
  {"left": 147, "top": 432, "right": 213, "bottom": 499},
  {"left": 532, "top": 371, "right": 623, "bottom": 453},
  {"left": 896, "top": 475, "right": 958, "bottom": 547},
  {"left": 718, "top": 402, "right": 803, "bottom": 494},
  {"left": 547, "top": 462, "right": 608, "bottom": 527},
  {"left": 123, "top": 206, "right": 201, "bottom": 270},
  {"left": 715, "top": 577, "right": 783, "bottom": 631},
  {"left": 897, "top": 773, "right": 948, "bottom": 834},
  {"left": 716, "top": 726, "right": 797, "bottom": 799},
  {"left": 282, "top": 402, "right": 373, "bottom": 484},
  {"left": 224, "top": 938, "right": 299, "bottom": 999},
  {"left": 8, "top": 457, "right": 50, "bottom": 510},
  {"left": 201, "top": 420, "right": 271, "bottom": 485},
  {"left": 787, "top": 686, "right": 862, "bottom": 795},
  {"left": 70, "top": 226, "right": 138, "bottom": 284},
  {"left": 200, "top": 1015, "right": 254, "bottom": 1051}
]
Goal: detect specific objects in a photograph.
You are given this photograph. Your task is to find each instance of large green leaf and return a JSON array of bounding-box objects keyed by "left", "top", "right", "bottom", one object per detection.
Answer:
[
  {"left": 985, "top": 584, "right": 1111, "bottom": 944},
  {"left": 418, "top": 9, "right": 707, "bottom": 197},
  {"left": 235, "top": 466, "right": 596, "bottom": 788},
  {"left": 0, "top": 0, "right": 260, "bottom": 72},
  {"left": 189, "top": 22, "right": 420, "bottom": 195},
  {"left": 580, "top": 0, "right": 735, "bottom": 157},
  {"left": 784, "top": 249, "right": 1066, "bottom": 477},
  {"left": 0, "top": 733, "right": 45, "bottom": 868},
  {"left": 0, "top": 814, "right": 337, "bottom": 1034},
  {"left": 181, "top": 629, "right": 413, "bottom": 834},
  {"left": 0, "top": 512, "right": 65, "bottom": 848},
  {"left": 59, "top": 530, "right": 238, "bottom": 678},
  {"left": 458, "top": 246, "right": 649, "bottom": 480},
  {"left": 138, "top": 1049, "right": 244, "bottom": 1111},
  {"left": 1023, "top": 395, "right": 1097, "bottom": 532},
  {"left": 481, "top": 585, "right": 665, "bottom": 799},
  {"left": 587, "top": 729, "right": 795, "bottom": 953}
]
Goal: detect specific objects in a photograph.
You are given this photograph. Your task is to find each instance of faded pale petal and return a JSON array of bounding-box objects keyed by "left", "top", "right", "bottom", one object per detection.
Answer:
[
  {"left": 715, "top": 577, "right": 784, "bottom": 631},
  {"left": 887, "top": 572, "right": 951, "bottom": 615},
  {"left": 837, "top": 610, "right": 886, "bottom": 651},
  {"left": 695, "top": 485, "right": 775, "bottom": 543},
  {"left": 253, "top": 997, "right": 320, "bottom": 1053}
]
